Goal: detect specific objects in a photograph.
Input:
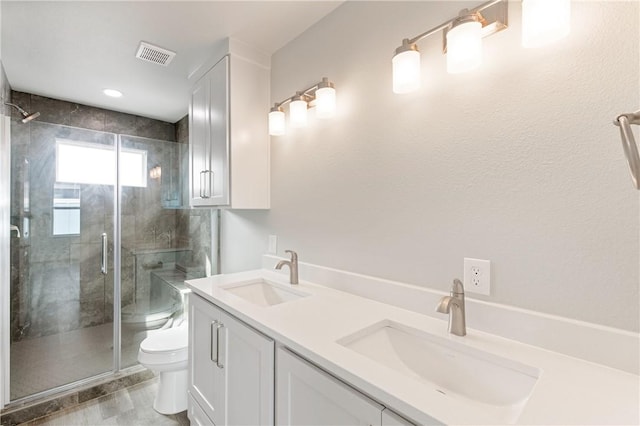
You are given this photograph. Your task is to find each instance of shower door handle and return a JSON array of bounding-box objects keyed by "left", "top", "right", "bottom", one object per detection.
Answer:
[
  {"left": 100, "top": 233, "right": 108, "bottom": 275},
  {"left": 10, "top": 225, "right": 20, "bottom": 238}
]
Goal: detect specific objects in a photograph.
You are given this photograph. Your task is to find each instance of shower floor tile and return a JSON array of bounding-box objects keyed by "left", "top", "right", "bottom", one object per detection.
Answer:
[
  {"left": 10, "top": 323, "right": 145, "bottom": 401},
  {"left": 20, "top": 378, "right": 189, "bottom": 426}
]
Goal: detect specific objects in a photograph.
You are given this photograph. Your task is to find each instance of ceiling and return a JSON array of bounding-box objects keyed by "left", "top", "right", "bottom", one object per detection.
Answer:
[{"left": 1, "top": 1, "right": 343, "bottom": 123}]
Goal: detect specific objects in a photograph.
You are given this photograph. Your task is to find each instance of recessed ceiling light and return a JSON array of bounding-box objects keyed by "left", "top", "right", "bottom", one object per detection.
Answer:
[{"left": 103, "top": 88, "right": 123, "bottom": 98}]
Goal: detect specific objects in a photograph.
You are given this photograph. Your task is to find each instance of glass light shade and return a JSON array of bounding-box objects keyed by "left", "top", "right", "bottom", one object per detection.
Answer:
[
  {"left": 522, "top": 0, "right": 571, "bottom": 48},
  {"left": 315, "top": 87, "right": 336, "bottom": 119},
  {"left": 446, "top": 21, "right": 483, "bottom": 74},
  {"left": 289, "top": 99, "right": 308, "bottom": 128},
  {"left": 103, "top": 88, "right": 123, "bottom": 98},
  {"left": 268, "top": 109, "right": 286, "bottom": 136},
  {"left": 392, "top": 49, "right": 421, "bottom": 94}
]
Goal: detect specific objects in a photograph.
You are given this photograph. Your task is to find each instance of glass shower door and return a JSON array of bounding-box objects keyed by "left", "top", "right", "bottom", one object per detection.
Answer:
[
  {"left": 118, "top": 134, "right": 193, "bottom": 368},
  {"left": 9, "top": 122, "right": 116, "bottom": 400}
]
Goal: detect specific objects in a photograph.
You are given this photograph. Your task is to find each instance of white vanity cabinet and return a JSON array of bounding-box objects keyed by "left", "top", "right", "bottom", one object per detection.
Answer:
[
  {"left": 188, "top": 48, "right": 270, "bottom": 209},
  {"left": 276, "top": 347, "right": 386, "bottom": 426},
  {"left": 188, "top": 293, "right": 274, "bottom": 425}
]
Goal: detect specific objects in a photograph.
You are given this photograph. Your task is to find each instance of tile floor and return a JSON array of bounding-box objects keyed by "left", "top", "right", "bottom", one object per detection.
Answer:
[
  {"left": 21, "top": 379, "right": 189, "bottom": 426},
  {"left": 11, "top": 323, "right": 146, "bottom": 400}
]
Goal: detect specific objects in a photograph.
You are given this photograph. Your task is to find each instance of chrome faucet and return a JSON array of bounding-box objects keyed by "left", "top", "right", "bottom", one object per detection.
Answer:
[
  {"left": 275, "top": 250, "right": 298, "bottom": 284},
  {"left": 436, "top": 279, "right": 466, "bottom": 336}
]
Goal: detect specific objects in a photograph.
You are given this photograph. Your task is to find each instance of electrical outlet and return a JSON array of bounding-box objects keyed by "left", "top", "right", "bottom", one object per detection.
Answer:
[
  {"left": 268, "top": 235, "right": 278, "bottom": 254},
  {"left": 464, "top": 258, "right": 491, "bottom": 295}
]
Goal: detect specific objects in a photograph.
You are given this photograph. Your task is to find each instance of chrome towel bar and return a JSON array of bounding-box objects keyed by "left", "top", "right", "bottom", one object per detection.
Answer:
[{"left": 614, "top": 110, "right": 640, "bottom": 190}]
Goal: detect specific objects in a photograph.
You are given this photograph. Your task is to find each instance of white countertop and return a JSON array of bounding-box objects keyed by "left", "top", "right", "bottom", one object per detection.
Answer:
[{"left": 185, "top": 269, "right": 640, "bottom": 425}]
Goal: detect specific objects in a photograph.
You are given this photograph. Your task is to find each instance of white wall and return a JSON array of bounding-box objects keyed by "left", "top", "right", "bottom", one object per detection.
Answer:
[{"left": 221, "top": 1, "right": 640, "bottom": 332}]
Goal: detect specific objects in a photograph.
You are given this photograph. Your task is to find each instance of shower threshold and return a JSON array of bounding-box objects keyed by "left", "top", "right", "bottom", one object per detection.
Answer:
[{"left": 0, "top": 366, "right": 153, "bottom": 426}]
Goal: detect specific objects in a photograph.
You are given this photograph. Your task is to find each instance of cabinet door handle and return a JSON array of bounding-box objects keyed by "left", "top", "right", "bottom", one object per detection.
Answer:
[
  {"left": 199, "top": 170, "right": 214, "bottom": 199},
  {"left": 207, "top": 170, "right": 214, "bottom": 199},
  {"left": 210, "top": 320, "right": 219, "bottom": 363},
  {"left": 216, "top": 322, "right": 225, "bottom": 369},
  {"left": 200, "top": 171, "right": 208, "bottom": 198},
  {"left": 100, "top": 233, "right": 108, "bottom": 275}
]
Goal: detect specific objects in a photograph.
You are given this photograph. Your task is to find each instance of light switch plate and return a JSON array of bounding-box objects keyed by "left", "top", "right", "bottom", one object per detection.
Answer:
[{"left": 268, "top": 235, "right": 277, "bottom": 254}]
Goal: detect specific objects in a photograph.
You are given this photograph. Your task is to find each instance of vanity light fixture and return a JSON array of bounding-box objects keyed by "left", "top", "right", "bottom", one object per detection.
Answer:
[
  {"left": 446, "top": 13, "right": 484, "bottom": 74},
  {"left": 289, "top": 93, "right": 309, "bottom": 128},
  {"left": 268, "top": 77, "right": 336, "bottom": 136},
  {"left": 392, "top": 0, "right": 573, "bottom": 94},
  {"left": 522, "top": 0, "right": 571, "bottom": 48},
  {"left": 268, "top": 106, "right": 286, "bottom": 136},
  {"left": 315, "top": 79, "right": 337, "bottom": 119},
  {"left": 391, "top": 0, "right": 508, "bottom": 94},
  {"left": 103, "top": 88, "right": 123, "bottom": 98}
]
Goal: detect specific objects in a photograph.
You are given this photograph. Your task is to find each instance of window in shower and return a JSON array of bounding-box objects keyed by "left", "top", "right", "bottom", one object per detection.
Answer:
[
  {"left": 55, "top": 139, "right": 148, "bottom": 187},
  {"left": 52, "top": 183, "right": 80, "bottom": 235}
]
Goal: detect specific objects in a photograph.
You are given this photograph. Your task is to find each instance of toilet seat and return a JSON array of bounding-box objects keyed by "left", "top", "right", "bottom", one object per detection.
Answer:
[{"left": 122, "top": 300, "right": 179, "bottom": 330}]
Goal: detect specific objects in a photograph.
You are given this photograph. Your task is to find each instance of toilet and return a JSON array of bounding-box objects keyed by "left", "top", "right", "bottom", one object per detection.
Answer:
[
  {"left": 138, "top": 323, "right": 189, "bottom": 414},
  {"left": 122, "top": 300, "right": 179, "bottom": 331}
]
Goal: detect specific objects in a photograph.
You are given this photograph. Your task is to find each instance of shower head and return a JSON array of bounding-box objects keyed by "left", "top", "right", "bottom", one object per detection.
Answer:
[
  {"left": 4, "top": 102, "right": 40, "bottom": 123},
  {"left": 21, "top": 111, "right": 40, "bottom": 123}
]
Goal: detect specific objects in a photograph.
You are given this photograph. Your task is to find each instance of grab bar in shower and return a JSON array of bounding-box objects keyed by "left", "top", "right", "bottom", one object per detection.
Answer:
[
  {"left": 614, "top": 110, "right": 640, "bottom": 190},
  {"left": 101, "top": 233, "right": 108, "bottom": 275}
]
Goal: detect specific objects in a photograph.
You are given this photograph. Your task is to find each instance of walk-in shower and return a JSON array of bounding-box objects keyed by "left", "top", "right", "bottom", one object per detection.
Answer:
[{"left": 7, "top": 117, "right": 213, "bottom": 404}]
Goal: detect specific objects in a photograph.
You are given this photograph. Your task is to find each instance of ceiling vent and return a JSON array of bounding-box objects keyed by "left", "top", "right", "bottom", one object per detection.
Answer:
[{"left": 135, "top": 41, "right": 176, "bottom": 67}]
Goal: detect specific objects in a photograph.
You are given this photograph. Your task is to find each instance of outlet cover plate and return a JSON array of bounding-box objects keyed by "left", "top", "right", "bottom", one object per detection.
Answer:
[{"left": 464, "top": 258, "right": 491, "bottom": 295}]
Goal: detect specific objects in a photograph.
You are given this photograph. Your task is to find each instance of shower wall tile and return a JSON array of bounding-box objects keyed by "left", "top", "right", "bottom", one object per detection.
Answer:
[
  {"left": 80, "top": 186, "right": 107, "bottom": 222},
  {"left": 104, "top": 110, "right": 136, "bottom": 135},
  {"left": 12, "top": 90, "right": 177, "bottom": 141},
  {"left": 134, "top": 116, "right": 176, "bottom": 142},
  {"left": 69, "top": 103, "right": 106, "bottom": 132},
  {"left": 120, "top": 253, "right": 135, "bottom": 307},
  {"left": 30, "top": 95, "right": 73, "bottom": 126},
  {"left": 176, "top": 115, "right": 188, "bottom": 144},
  {"left": 79, "top": 222, "right": 105, "bottom": 244},
  {"left": 78, "top": 242, "right": 104, "bottom": 285},
  {"left": 79, "top": 298, "right": 106, "bottom": 328},
  {"left": 27, "top": 261, "right": 81, "bottom": 338},
  {"left": 30, "top": 236, "right": 71, "bottom": 263},
  {"left": 10, "top": 144, "right": 29, "bottom": 216}
]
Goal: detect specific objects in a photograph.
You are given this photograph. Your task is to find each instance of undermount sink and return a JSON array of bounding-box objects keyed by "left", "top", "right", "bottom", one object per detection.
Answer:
[
  {"left": 221, "top": 278, "right": 309, "bottom": 307},
  {"left": 338, "top": 320, "right": 540, "bottom": 411}
]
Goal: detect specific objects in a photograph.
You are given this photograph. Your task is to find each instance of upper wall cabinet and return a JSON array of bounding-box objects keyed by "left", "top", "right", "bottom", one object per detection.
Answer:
[{"left": 189, "top": 46, "right": 270, "bottom": 209}]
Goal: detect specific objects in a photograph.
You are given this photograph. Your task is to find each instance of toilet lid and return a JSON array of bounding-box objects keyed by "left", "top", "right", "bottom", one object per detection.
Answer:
[{"left": 140, "top": 325, "right": 188, "bottom": 353}]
